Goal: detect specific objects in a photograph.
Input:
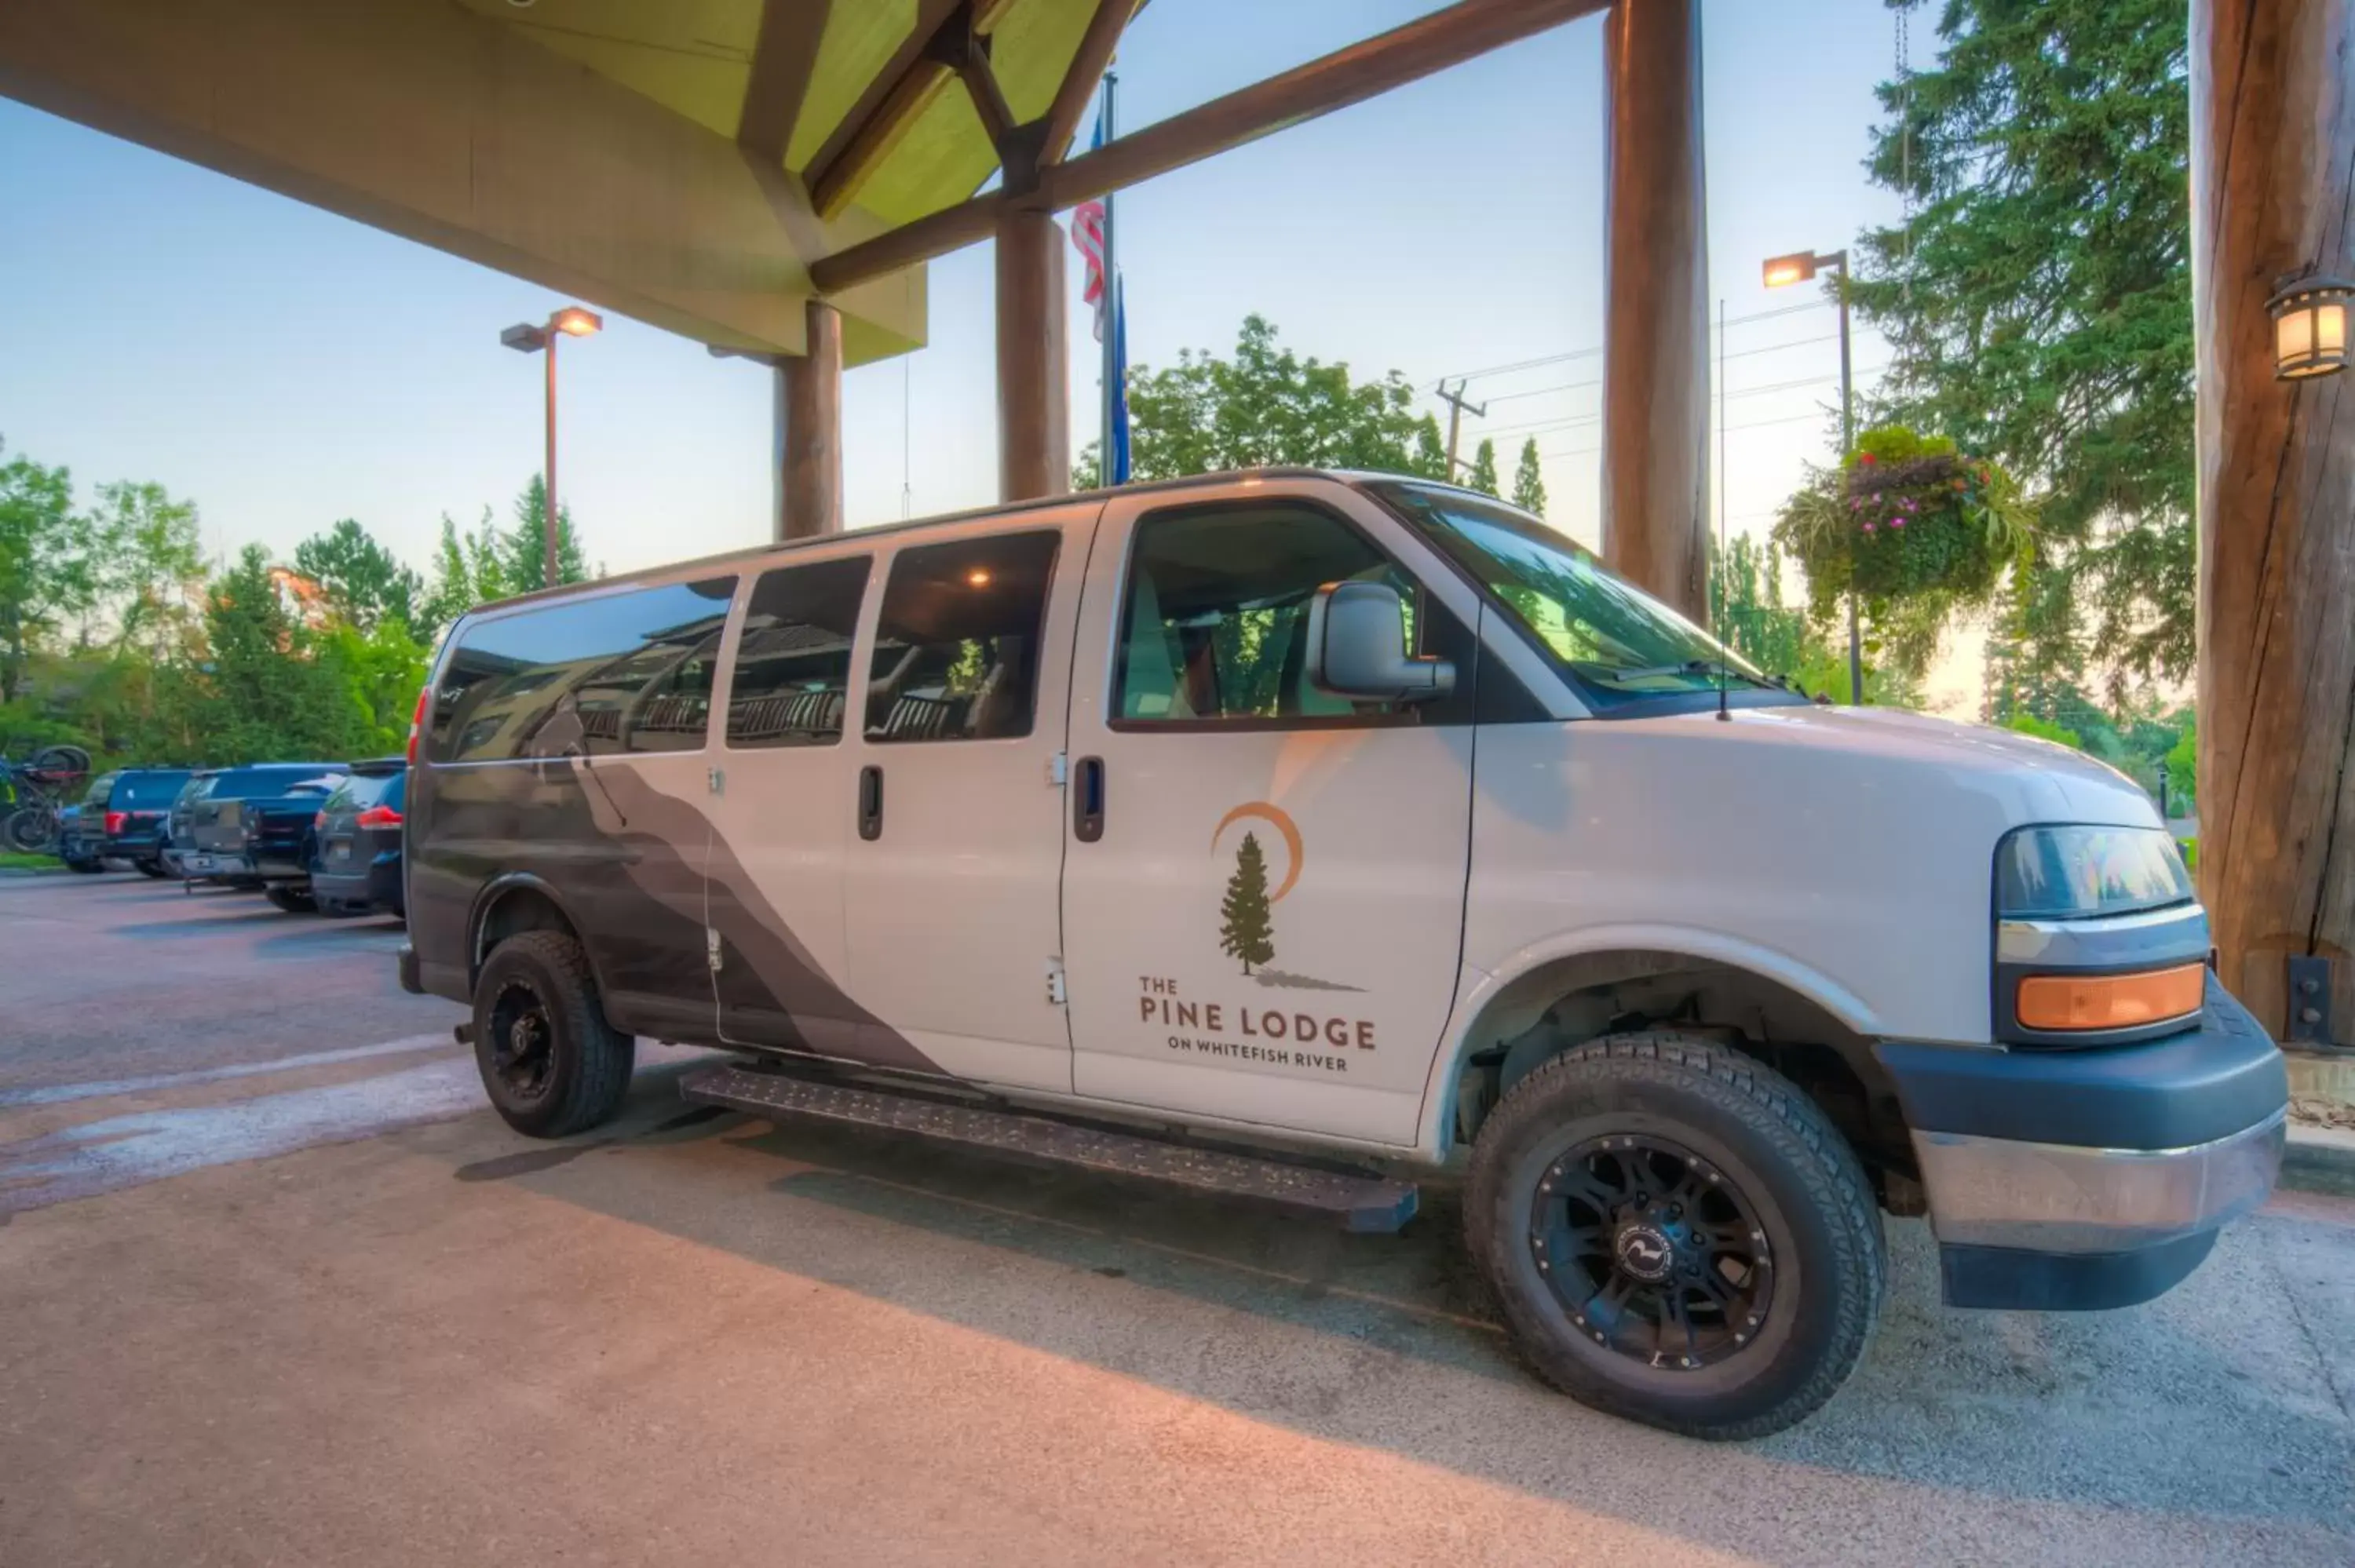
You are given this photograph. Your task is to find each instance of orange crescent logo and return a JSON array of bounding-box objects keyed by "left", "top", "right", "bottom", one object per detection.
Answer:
[{"left": 1210, "top": 801, "right": 1304, "bottom": 903}]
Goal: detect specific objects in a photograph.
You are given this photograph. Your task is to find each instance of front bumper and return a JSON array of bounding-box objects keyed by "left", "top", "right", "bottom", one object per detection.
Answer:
[{"left": 1878, "top": 977, "right": 2289, "bottom": 1311}]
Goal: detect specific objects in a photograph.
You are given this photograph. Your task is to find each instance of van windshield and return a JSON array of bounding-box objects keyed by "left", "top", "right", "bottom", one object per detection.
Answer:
[{"left": 1363, "top": 482, "right": 1793, "bottom": 712}]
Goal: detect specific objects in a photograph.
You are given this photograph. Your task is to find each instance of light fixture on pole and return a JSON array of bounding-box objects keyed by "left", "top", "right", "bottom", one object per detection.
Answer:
[
  {"left": 2267, "top": 270, "right": 2352, "bottom": 381},
  {"left": 500, "top": 305, "right": 604, "bottom": 589},
  {"left": 1762, "top": 246, "right": 1861, "bottom": 705}
]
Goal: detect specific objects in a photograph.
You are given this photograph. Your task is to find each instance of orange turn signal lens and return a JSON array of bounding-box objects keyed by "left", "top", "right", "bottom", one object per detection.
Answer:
[{"left": 2016, "top": 965, "right": 2206, "bottom": 1032}]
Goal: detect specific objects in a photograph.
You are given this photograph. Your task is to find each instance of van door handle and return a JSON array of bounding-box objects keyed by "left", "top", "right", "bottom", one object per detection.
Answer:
[
  {"left": 1073, "top": 756, "right": 1105, "bottom": 843},
  {"left": 857, "top": 764, "right": 884, "bottom": 841}
]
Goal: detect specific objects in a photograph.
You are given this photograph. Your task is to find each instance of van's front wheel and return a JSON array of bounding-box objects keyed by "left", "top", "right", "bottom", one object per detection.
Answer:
[
  {"left": 472, "top": 930, "right": 635, "bottom": 1138},
  {"left": 1466, "top": 1031, "right": 1884, "bottom": 1440}
]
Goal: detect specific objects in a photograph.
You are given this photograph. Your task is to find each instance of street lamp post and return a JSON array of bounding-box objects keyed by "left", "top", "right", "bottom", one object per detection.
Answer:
[
  {"left": 500, "top": 305, "right": 603, "bottom": 589},
  {"left": 1762, "top": 247, "right": 1860, "bottom": 703}
]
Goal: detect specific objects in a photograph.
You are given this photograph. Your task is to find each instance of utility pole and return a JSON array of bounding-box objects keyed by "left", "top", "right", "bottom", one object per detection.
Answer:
[{"left": 1437, "top": 378, "right": 1488, "bottom": 478}]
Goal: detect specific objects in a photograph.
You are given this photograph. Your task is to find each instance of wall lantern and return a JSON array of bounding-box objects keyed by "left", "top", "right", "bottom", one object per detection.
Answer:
[{"left": 2267, "top": 271, "right": 2353, "bottom": 380}]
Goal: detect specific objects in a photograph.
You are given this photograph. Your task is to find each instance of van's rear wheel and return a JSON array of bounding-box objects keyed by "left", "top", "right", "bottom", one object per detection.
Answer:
[
  {"left": 1466, "top": 1031, "right": 1884, "bottom": 1440},
  {"left": 472, "top": 929, "right": 634, "bottom": 1138}
]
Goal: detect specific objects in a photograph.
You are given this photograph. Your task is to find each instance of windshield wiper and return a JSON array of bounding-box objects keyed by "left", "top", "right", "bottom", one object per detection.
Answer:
[{"left": 1600, "top": 659, "right": 1773, "bottom": 687}]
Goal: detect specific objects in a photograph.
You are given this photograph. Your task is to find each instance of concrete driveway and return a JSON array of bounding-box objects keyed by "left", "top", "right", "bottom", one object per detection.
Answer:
[{"left": 2, "top": 873, "right": 2350, "bottom": 1566}]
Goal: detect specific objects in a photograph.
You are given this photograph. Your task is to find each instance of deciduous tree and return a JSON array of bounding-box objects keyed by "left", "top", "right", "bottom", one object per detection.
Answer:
[
  {"left": 0, "top": 441, "right": 89, "bottom": 705},
  {"left": 1109, "top": 315, "right": 1450, "bottom": 484}
]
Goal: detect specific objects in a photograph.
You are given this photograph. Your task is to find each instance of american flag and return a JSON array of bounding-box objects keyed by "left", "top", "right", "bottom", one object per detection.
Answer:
[
  {"left": 1071, "top": 97, "right": 1112, "bottom": 341},
  {"left": 1072, "top": 199, "right": 1108, "bottom": 342}
]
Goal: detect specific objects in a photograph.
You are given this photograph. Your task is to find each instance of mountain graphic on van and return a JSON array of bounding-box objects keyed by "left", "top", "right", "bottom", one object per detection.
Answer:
[{"left": 1210, "top": 802, "right": 1361, "bottom": 993}]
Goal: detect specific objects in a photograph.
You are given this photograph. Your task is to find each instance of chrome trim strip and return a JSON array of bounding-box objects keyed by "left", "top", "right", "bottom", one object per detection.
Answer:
[
  {"left": 1911, "top": 1107, "right": 2285, "bottom": 1254},
  {"left": 1996, "top": 903, "right": 2210, "bottom": 967}
]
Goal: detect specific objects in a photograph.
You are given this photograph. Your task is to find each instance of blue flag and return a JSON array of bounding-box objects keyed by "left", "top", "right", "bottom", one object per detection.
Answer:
[{"left": 1108, "top": 276, "right": 1131, "bottom": 485}]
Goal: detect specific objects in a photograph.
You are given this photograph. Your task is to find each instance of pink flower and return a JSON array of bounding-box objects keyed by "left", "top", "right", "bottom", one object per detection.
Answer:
[
  {"left": 1891, "top": 516, "right": 1905, "bottom": 529},
  {"left": 1862, "top": 520, "right": 1877, "bottom": 533}
]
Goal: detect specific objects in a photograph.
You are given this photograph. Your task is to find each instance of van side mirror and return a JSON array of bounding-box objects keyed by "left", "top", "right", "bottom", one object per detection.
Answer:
[{"left": 1305, "top": 581, "right": 1455, "bottom": 703}]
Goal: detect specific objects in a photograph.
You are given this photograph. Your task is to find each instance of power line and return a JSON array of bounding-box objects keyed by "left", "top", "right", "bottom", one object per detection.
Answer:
[{"left": 1425, "top": 297, "right": 1833, "bottom": 388}]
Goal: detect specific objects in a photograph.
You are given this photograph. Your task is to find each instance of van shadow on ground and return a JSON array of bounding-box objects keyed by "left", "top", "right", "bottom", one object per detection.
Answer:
[{"left": 429, "top": 1062, "right": 2355, "bottom": 1561}]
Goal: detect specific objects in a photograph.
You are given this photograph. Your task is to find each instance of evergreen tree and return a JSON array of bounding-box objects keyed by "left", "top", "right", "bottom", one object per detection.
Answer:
[
  {"left": 294, "top": 518, "right": 422, "bottom": 634},
  {"left": 203, "top": 545, "right": 361, "bottom": 760},
  {"left": 1218, "top": 830, "right": 1276, "bottom": 975},
  {"left": 1510, "top": 439, "right": 1547, "bottom": 516},
  {"left": 498, "top": 474, "right": 589, "bottom": 593},
  {"left": 1466, "top": 438, "right": 1499, "bottom": 497},
  {"left": 1852, "top": 0, "right": 2192, "bottom": 686}
]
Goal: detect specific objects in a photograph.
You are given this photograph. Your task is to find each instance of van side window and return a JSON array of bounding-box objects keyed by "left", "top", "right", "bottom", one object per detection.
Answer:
[
  {"left": 728, "top": 556, "right": 869, "bottom": 748},
  {"left": 429, "top": 577, "right": 738, "bottom": 764},
  {"left": 1115, "top": 504, "right": 1415, "bottom": 724},
  {"left": 865, "top": 531, "right": 1060, "bottom": 743}
]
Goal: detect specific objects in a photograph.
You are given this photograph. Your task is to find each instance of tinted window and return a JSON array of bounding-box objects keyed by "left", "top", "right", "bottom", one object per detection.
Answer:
[
  {"left": 84, "top": 774, "right": 117, "bottom": 807},
  {"left": 728, "top": 556, "right": 868, "bottom": 748},
  {"left": 115, "top": 771, "right": 192, "bottom": 806},
  {"left": 324, "top": 773, "right": 396, "bottom": 814},
  {"left": 429, "top": 578, "right": 737, "bottom": 763},
  {"left": 1116, "top": 504, "right": 1415, "bottom": 724},
  {"left": 866, "top": 532, "right": 1059, "bottom": 743},
  {"left": 209, "top": 767, "right": 345, "bottom": 800}
]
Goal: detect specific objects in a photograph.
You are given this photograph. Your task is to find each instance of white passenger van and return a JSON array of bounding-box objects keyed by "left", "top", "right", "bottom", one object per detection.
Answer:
[{"left": 401, "top": 469, "right": 2287, "bottom": 1438}]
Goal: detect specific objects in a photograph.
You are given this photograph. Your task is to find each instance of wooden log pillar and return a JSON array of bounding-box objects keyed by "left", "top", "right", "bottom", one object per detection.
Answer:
[
  {"left": 775, "top": 299, "right": 843, "bottom": 541},
  {"left": 996, "top": 206, "right": 1070, "bottom": 501},
  {"left": 1600, "top": 0, "right": 1709, "bottom": 622},
  {"left": 2193, "top": 0, "right": 2355, "bottom": 1044}
]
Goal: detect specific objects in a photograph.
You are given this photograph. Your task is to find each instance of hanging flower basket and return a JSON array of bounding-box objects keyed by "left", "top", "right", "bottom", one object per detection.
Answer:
[{"left": 1774, "top": 426, "right": 2032, "bottom": 616}]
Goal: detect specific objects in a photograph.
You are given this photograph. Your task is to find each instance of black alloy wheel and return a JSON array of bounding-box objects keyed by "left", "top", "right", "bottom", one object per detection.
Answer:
[
  {"left": 469, "top": 930, "right": 635, "bottom": 1137},
  {"left": 1530, "top": 1133, "right": 1774, "bottom": 1373},
  {"left": 487, "top": 979, "right": 560, "bottom": 1105}
]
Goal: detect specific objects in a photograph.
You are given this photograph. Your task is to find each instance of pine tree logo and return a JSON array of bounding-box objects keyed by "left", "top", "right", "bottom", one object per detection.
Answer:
[{"left": 1219, "top": 830, "right": 1277, "bottom": 975}]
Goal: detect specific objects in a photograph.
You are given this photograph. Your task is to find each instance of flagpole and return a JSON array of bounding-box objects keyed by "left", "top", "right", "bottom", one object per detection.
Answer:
[{"left": 1099, "top": 70, "right": 1119, "bottom": 484}]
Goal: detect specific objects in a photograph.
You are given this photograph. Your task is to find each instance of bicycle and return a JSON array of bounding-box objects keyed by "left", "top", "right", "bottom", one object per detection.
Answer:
[{"left": 0, "top": 743, "right": 92, "bottom": 855}]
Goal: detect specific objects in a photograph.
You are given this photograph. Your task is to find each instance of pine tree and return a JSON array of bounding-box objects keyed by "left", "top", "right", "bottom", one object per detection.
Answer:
[
  {"left": 1466, "top": 438, "right": 1500, "bottom": 497},
  {"left": 499, "top": 474, "right": 589, "bottom": 593},
  {"left": 1510, "top": 439, "right": 1547, "bottom": 516},
  {"left": 1218, "top": 830, "right": 1276, "bottom": 975}
]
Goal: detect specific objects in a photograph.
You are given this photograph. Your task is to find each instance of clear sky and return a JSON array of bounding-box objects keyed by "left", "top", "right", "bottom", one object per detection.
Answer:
[{"left": 0, "top": 0, "right": 1959, "bottom": 698}]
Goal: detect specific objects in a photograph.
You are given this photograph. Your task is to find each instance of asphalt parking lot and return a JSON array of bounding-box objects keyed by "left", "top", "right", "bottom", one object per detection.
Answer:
[{"left": 2, "top": 873, "right": 2352, "bottom": 1566}]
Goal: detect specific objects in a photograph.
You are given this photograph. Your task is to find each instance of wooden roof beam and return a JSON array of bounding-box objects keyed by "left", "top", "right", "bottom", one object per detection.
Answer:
[
  {"left": 738, "top": 0, "right": 831, "bottom": 162},
  {"left": 1038, "top": 0, "right": 1139, "bottom": 166},
  {"left": 812, "top": 0, "right": 1607, "bottom": 292},
  {"left": 805, "top": 0, "right": 968, "bottom": 219}
]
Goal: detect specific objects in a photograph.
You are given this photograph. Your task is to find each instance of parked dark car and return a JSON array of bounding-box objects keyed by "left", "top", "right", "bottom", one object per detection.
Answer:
[
  {"left": 308, "top": 760, "right": 406, "bottom": 918},
  {"left": 170, "top": 764, "right": 349, "bottom": 907},
  {"left": 57, "top": 797, "right": 107, "bottom": 873},
  {"left": 89, "top": 766, "right": 195, "bottom": 876}
]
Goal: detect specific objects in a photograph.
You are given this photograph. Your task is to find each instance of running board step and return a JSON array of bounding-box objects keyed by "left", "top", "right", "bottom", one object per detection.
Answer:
[{"left": 678, "top": 1063, "right": 1418, "bottom": 1234}]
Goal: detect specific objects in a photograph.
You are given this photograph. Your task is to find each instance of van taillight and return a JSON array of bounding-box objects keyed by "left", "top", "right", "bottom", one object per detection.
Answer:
[
  {"left": 104, "top": 811, "right": 126, "bottom": 836},
  {"left": 407, "top": 684, "right": 430, "bottom": 764},
  {"left": 355, "top": 804, "right": 404, "bottom": 830}
]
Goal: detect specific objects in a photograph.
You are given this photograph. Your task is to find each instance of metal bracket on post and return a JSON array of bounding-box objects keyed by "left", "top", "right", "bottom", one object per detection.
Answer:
[{"left": 2286, "top": 956, "right": 2336, "bottom": 1047}]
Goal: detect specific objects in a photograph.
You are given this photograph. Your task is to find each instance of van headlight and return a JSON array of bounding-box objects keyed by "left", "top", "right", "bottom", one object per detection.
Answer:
[
  {"left": 1995, "top": 826, "right": 2206, "bottom": 1041},
  {"left": 1995, "top": 825, "right": 2194, "bottom": 921}
]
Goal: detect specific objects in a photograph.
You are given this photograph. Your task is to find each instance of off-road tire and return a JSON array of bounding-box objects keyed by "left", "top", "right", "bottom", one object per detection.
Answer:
[
  {"left": 136, "top": 859, "right": 168, "bottom": 879},
  {"left": 1465, "top": 1030, "right": 1885, "bottom": 1440},
  {"left": 265, "top": 885, "right": 315, "bottom": 913},
  {"left": 472, "top": 930, "right": 635, "bottom": 1139},
  {"left": 66, "top": 857, "right": 105, "bottom": 875}
]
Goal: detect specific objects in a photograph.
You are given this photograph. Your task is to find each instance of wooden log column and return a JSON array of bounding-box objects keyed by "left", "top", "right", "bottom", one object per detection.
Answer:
[
  {"left": 996, "top": 206, "right": 1070, "bottom": 501},
  {"left": 1601, "top": 0, "right": 1709, "bottom": 622},
  {"left": 2193, "top": 0, "right": 2355, "bottom": 1044},
  {"left": 775, "top": 299, "right": 843, "bottom": 541}
]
